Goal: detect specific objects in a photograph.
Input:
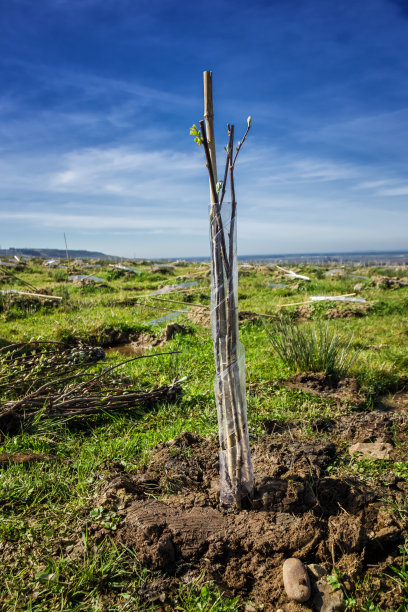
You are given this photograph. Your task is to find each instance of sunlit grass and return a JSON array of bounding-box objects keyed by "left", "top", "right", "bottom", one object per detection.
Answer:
[{"left": 1, "top": 259, "right": 408, "bottom": 609}]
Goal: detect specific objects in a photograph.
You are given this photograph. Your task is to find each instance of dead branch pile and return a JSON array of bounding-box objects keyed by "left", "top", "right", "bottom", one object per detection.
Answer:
[{"left": 0, "top": 341, "right": 181, "bottom": 437}]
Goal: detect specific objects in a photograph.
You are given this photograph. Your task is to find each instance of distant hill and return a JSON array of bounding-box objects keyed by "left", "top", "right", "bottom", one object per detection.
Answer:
[{"left": 0, "top": 248, "right": 116, "bottom": 260}]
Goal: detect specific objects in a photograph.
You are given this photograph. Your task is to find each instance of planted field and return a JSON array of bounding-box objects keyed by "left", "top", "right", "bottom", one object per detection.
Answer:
[{"left": 1, "top": 259, "right": 408, "bottom": 611}]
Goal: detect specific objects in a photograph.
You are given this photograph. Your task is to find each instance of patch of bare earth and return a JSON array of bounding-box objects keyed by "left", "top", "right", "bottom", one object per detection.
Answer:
[
  {"left": 0, "top": 452, "right": 60, "bottom": 468},
  {"left": 187, "top": 307, "right": 210, "bottom": 327},
  {"left": 104, "top": 323, "right": 193, "bottom": 356},
  {"left": 187, "top": 308, "right": 265, "bottom": 327},
  {"left": 294, "top": 304, "right": 368, "bottom": 321},
  {"left": 280, "top": 372, "right": 366, "bottom": 409},
  {"left": 84, "top": 416, "right": 408, "bottom": 611}
]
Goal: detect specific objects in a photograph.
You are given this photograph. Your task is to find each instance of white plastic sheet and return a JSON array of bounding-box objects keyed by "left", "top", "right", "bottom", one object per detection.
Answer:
[
  {"left": 285, "top": 271, "right": 310, "bottom": 281},
  {"left": 146, "top": 308, "right": 188, "bottom": 326},
  {"left": 68, "top": 275, "right": 105, "bottom": 282},
  {"left": 310, "top": 296, "right": 366, "bottom": 303},
  {"left": 149, "top": 281, "right": 197, "bottom": 296},
  {"left": 110, "top": 264, "right": 142, "bottom": 275}
]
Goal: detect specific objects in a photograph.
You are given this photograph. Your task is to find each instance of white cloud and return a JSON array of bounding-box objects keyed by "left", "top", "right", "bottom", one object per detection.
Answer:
[
  {"left": 0, "top": 209, "right": 207, "bottom": 235},
  {"left": 48, "top": 146, "right": 203, "bottom": 197},
  {"left": 377, "top": 186, "right": 408, "bottom": 196}
]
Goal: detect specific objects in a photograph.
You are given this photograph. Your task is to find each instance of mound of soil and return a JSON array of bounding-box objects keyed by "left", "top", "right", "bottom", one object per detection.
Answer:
[
  {"left": 85, "top": 327, "right": 149, "bottom": 348},
  {"left": 187, "top": 308, "right": 266, "bottom": 327},
  {"left": 325, "top": 305, "right": 368, "bottom": 319},
  {"left": 371, "top": 276, "right": 407, "bottom": 289},
  {"left": 86, "top": 424, "right": 408, "bottom": 611},
  {"left": 281, "top": 372, "right": 366, "bottom": 409},
  {"left": 91, "top": 322, "right": 192, "bottom": 351},
  {"left": 0, "top": 451, "right": 59, "bottom": 468},
  {"left": 239, "top": 310, "right": 262, "bottom": 322},
  {"left": 187, "top": 307, "right": 210, "bottom": 327},
  {"left": 294, "top": 305, "right": 368, "bottom": 321}
]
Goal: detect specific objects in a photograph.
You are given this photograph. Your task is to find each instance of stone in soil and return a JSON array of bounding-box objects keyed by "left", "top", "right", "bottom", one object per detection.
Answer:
[
  {"left": 349, "top": 441, "right": 393, "bottom": 460},
  {"left": 311, "top": 577, "right": 345, "bottom": 612},
  {"left": 282, "top": 558, "right": 311, "bottom": 602}
]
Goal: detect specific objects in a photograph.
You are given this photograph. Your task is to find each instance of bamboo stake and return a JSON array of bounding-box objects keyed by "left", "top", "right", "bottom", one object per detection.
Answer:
[
  {"left": 1, "top": 290, "right": 62, "bottom": 301},
  {"left": 202, "top": 72, "right": 253, "bottom": 507},
  {"left": 204, "top": 71, "right": 217, "bottom": 191},
  {"left": 203, "top": 72, "right": 237, "bottom": 505}
]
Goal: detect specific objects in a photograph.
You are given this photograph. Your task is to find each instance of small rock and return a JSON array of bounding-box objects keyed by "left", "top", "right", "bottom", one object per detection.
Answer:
[
  {"left": 312, "top": 577, "right": 344, "bottom": 611},
  {"left": 349, "top": 441, "right": 393, "bottom": 460},
  {"left": 244, "top": 605, "right": 257, "bottom": 612},
  {"left": 307, "top": 563, "right": 327, "bottom": 580},
  {"left": 283, "top": 557, "right": 311, "bottom": 602}
]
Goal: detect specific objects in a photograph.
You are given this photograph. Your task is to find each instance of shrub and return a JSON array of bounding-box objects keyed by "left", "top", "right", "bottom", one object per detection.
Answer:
[
  {"left": 264, "top": 316, "right": 359, "bottom": 380},
  {"left": 50, "top": 269, "right": 68, "bottom": 282}
]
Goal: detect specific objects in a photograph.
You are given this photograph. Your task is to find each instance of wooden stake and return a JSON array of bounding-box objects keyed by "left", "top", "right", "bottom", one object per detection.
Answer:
[
  {"left": 2, "top": 290, "right": 62, "bottom": 301},
  {"left": 203, "top": 71, "right": 217, "bottom": 200},
  {"left": 64, "top": 232, "right": 70, "bottom": 263}
]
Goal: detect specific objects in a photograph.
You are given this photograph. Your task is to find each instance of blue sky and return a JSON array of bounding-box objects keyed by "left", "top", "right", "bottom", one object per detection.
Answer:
[{"left": 1, "top": 0, "right": 407, "bottom": 258}]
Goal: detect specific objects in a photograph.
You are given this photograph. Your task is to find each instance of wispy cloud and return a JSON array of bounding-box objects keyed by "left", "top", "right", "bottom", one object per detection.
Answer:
[
  {"left": 354, "top": 178, "right": 408, "bottom": 197},
  {"left": 0, "top": 144, "right": 206, "bottom": 210},
  {"left": 377, "top": 186, "right": 408, "bottom": 196},
  {"left": 0, "top": 210, "right": 207, "bottom": 235},
  {"left": 1, "top": 0, "right": 408, "bottom": 257}
]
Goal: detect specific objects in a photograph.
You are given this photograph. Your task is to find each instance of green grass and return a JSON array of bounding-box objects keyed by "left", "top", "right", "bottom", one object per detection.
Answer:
[
  {"left": 1, "top": 259, "right": 408, "bottom": 609},
  {"left": 264, "top": 315, "right": 360, "bottom": 380}
]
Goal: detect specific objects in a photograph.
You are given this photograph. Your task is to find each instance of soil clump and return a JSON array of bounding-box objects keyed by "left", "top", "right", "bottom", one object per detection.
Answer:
[
  {"left": 370, "top": 275, "right": 407, "bottom": 289},
  {"left": 187, "top": 307, "right": 210, "bottom": 327},
  {"left": 294, "top": 304, "right": 368, "bottom": 321},
  {"left": 280, "top": 372, "right": 366, "bottom": 409},
  {"left": 186, "top": 308, "right": 265, "bottom": 327},
  {"left": 95, "top": 323, "right": 192, "bottom": 352},
  {"left": 0, "top": 451, "right": 59, "bottom": 468}
]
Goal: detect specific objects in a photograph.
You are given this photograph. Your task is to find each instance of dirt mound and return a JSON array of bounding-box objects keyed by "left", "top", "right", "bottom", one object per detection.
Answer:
[
  {"left": 239, "top": 310, "right": 260, "bottom": 322},
  {"left": 83, "top": 429, "right": 408, "bottom": 610},
  {"left": 325, "top": 305, "right": 368, "bottom": 319},
  {"left": 332, "top": 410, "right": 397, "bottom": 443},
  {"left": 187, "top": 308, "right": 263, "bottom": 327},
  {"left": 382, "top": 390, "right": 408, "bottom": 413},
  {"left": 104, "top": 331, "right": 159, "bottom": 351},
  {"left": 293, "top": 305, "right": 313, "bottom": 321},
  {"left": 261, "top": 408, "right": 399, "bottom": 446},
  {"left": 281, "top": 372, "right": 366, "bottom": 408},
  {"left": 105, "top": 323, "right": 192, "bottom": 356},
  {"left": 371, "top": 275, "right": 407, "bottom": 289},
  {"left": 161, "top": 322, "right": 193, "bottom": 341},
  {"left": 187, "top": 307, "right": 210, "bottom": 327},
  {"left": 294, "top": 304, "right": 368, "bottom": 320},
  {"left": 0, "top": 452, "right": 59, "bottom": 468}
]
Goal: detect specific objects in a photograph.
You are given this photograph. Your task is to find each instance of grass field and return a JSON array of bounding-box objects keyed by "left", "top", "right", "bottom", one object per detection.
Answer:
[{"left": 1, "top": 259, "right": 407, "bottom": 611}]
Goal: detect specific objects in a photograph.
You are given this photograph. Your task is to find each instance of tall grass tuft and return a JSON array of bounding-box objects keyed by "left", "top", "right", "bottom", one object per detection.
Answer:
[{"left": 264, "top": 316, "right": 359, "bottom": 380}]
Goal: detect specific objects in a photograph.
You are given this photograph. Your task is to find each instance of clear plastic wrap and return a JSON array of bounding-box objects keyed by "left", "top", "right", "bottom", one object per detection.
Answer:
[{"left": 209, "top": 201, "right": 254, "bottom": 506}]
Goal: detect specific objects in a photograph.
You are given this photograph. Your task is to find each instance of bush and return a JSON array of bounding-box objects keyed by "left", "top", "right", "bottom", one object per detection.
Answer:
[
  {"left": 264, "top": 316, "right": 359, "bottom": 380},
  {"left": 50, "top": 269, "right": 68, "bottom": 282}
]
